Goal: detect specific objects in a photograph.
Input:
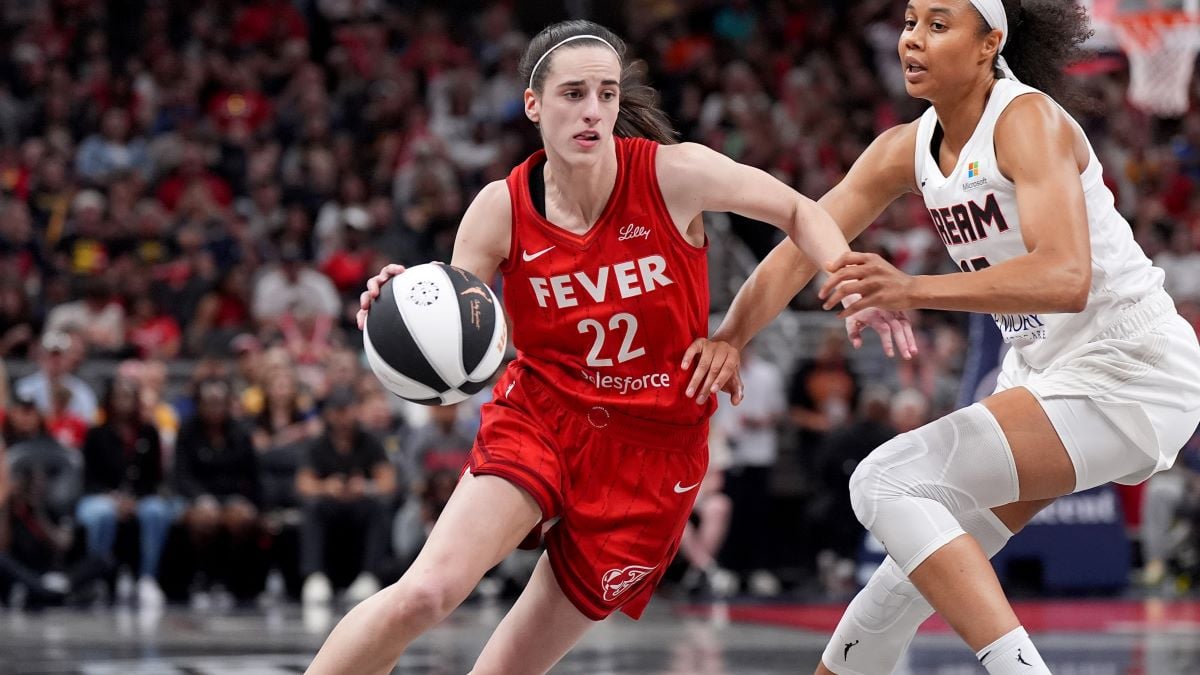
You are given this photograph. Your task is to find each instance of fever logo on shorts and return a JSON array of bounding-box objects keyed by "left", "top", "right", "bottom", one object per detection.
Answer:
[{"left": 601, "top": 564, "right": 658, "bottom": 602}]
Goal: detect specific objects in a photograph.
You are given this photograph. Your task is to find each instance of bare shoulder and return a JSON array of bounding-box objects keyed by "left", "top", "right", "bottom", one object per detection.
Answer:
[
  {"left": 455, "top": 179, "right": 513, "bottom": 264},
  {"left": 656, "top": 141, "right": 719, "bottom": 169},
  {"left": 995, "top": 94, "right": 1075, "bottom": 148},
  {"left": 841, "top": 121, "right": 921, "bottom": 196},
  {"left": 994, "top": 94, "right": 1082, "bottom": 173},
  {"left": 655, "top": 142, "right": 731, "bottom": 218},
  {"left": 469, "top": 179, "right": 513, "bottom": 217},
  {"left": 655, "top": 142, "right": 725, "bottom": 191},
  {"left": 870, "top": 121, "right": 920, "bottom": 167}
]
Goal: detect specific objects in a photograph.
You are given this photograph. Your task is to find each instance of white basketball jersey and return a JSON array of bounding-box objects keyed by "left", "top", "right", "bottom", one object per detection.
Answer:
[{"left": 914, "top": 78, "right": 1165, "bottom": 369}]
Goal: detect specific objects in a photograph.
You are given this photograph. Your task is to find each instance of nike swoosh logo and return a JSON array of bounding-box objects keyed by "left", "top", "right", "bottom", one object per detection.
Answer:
[
  {"left": 673, "top": 481, "right": 700, "bottom": 494},
  {"left": 522, "top": 246, "right": 555, "bottom": 262}
]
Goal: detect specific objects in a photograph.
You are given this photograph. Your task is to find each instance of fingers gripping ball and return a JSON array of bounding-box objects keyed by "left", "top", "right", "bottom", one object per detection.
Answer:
[{"left": 364, "top": 263, "right": 507, "bottom": 405}]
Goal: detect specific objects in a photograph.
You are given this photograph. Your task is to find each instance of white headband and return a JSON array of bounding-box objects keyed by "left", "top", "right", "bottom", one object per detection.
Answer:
[
  {"left": 528, "top": 34, "right": 620, "bottom": 90},
  {"left": 967, "top": 0, "right": 1019, "bottom": 81}
]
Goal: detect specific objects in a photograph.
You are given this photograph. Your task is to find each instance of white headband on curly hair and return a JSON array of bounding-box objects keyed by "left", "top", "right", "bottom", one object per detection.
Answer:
[
  {"left": 528, "top": 35, "right": 620, "bottom": 90},
  {"left": 967, "top": 0, "right": 1019, "bottom": 81}
]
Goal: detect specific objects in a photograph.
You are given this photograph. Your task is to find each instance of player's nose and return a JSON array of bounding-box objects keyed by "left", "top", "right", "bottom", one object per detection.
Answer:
[{"left": 582, "top": 92, "right": 601, "bottom": 123}]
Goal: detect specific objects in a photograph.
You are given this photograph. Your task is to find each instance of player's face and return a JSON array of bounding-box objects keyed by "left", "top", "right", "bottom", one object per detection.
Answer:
[
  {"left": 525, "top": 45, "right": 621, "bottom": 161},
  {"left": 899, "top": 0, "right": 999, "bottom": 100}
]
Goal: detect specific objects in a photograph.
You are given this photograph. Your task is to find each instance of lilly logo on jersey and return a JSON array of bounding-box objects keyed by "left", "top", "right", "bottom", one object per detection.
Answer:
[
  {"left": 601, "top": 564, "right": 658, "bottom": 602},
  {"left": 528, "top": 255, "right": 674, "bottom": 309},
  {"left": 618, "top": 223, "right": 651, "bottom": 241}
]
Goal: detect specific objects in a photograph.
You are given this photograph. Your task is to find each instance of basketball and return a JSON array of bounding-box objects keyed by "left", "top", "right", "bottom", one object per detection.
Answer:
[{"left": 363, "top": 262, "right": 507, "bottom": 405}]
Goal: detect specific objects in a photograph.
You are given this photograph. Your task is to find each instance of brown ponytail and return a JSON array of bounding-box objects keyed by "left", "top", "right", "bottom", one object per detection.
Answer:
[{"left": 520, "top": 20, "right": 678, "bottom": 144}]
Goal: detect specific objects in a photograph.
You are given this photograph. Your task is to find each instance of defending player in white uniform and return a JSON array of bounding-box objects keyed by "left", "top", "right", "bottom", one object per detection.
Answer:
[{"left": 688, "top": 1, "right": 1200, "bottom": 673}]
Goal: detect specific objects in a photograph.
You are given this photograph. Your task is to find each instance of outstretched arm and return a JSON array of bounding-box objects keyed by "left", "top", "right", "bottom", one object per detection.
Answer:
[
  {"left": 714, "top": 123, "right": 921, "bottom": 349},
  {"left": 822, "top": 96, "right": 1091, "bottom": 316},
  {"left": 658, "top": 142, "right": 855, "bottom": 281}
]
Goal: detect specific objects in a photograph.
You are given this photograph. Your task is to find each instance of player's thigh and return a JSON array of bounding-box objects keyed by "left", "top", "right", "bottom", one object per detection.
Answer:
[
  {"left": 401, "top": 472, "right": 542, "bottom": 595},
  {"left": 470, "top": 553, "right": 596, "bottom": 675},
  {"left": 981, "top": 386, "right": 1077, "bottom": 501}
]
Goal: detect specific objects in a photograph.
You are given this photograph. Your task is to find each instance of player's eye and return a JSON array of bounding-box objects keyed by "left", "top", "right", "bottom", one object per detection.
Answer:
[
  {"left": 903, "top": 18, "right": 916, "bottom": 29},
  {"left": 931, "top": 21, "right": 946, "bottom": 30},
  {"left": 600, "top": 90, "right": 616, "bottom": 101},
  {"left": 564, "top": 90, "right": 582, "bottom": 99}
]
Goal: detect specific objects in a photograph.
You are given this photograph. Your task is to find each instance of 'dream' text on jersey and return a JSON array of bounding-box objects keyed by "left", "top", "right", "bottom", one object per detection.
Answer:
[
  {"left": 928, "top": 193, "right": 1010, "bottom": 248},
  {"left": 528, "top": 255, "right": 674, "bottom": 309}
]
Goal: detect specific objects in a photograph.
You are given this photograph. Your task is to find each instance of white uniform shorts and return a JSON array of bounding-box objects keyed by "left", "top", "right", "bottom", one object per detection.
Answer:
[{"left": 996, "top": 290, "right": 1200, "bottom": 490}]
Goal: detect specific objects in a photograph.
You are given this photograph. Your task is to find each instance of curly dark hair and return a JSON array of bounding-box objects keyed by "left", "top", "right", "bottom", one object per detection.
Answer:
[{"left": 973, "top": 0, "right": 1094, "bottom": 106}]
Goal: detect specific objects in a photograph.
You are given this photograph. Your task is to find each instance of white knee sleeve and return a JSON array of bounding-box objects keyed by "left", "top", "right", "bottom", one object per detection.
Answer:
[
  {"left": 822, "top": 508, "right": 1014, "bottom": 675},
  {"left": 849, "top": 403, "right": 1020, "bottom": 575}
]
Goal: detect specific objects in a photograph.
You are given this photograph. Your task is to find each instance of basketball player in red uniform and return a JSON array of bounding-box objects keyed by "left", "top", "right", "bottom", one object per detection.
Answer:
[{"left": 306, "top": 19, "right": 913, "bottom": 675}]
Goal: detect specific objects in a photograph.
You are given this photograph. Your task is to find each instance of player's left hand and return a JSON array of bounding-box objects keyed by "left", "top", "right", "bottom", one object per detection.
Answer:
[
  {"left": 844, "top": 307, "right": 918, "bottom": 359},
  {"left": 819, "top": 252, "right": 916, "bottom": 316},
  {"left": 681, "top": 338, "right": 744, "bottom": 406}
]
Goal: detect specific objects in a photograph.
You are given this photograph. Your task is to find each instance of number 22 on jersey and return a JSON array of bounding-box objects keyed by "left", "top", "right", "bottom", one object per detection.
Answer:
[{"left": 578, "top": 313, "right": 645, "bottom": 366}]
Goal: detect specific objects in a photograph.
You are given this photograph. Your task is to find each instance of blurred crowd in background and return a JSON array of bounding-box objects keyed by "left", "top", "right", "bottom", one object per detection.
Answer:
[{"left": 1, "top": 0, "right": 1200, "bottom": 610}]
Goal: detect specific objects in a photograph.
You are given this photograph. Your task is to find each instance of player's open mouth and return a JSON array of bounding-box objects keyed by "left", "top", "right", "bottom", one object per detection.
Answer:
[
  {"left": 904, "top": 59, "right": 927, "bottom": 82},
  {"left": 574, "top": 130, "right": 600, "bottom": 147}
]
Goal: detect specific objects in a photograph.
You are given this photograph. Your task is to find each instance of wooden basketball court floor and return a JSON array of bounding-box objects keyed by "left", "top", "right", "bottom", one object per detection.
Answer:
[{"left": 2, "top": 597, "right": 1199, "bottom": 673}]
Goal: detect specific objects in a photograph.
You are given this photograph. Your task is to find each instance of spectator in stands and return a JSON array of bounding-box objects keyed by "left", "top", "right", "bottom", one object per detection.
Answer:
[
  {"left": 251, "top": 243, "right": 340, "bottom": 329},
  {"left": 2, "top": 392, "right": 48, "bottom": 446},
  {"left": 188, "top": 266, "right": 253, "bottom": 357},
  {"left": 319, "top": 207, "right": 375, "bottom": 295},
  {"left": 126, "top": 294, "right": 181, "bottom": 360},
  {"left": 356, "top": 385, "right": 408, "bottom": 460},
  {"left": 0, "top": 279, "right": 36, "bottom": 359},
  {"left": 810, "top": 386, "right": 898, "bottom": 564},
  {"left": 788, "top": 329, "right": 859, "bottom": 454},
  {"left": 56, "top": 190, "right": 112, "bottom": 278},
  {"left": 1155, "top": 222, "right": 1200, "bottom": 303},
  {"left": 44, "top": 277, "right": 125, "bottom": 356},
  {"left": 295, "top": 387, "right": 395, "bottom": 606},
  {"left": 1140, "top": 425, "right": 1200, "bottom": 589},
  {"left": 75, "top": 377, "right": 172, "bottom": 606},
  {"left": 715, "top": 341, "right": 786, "bottom": 596},
  {"left": 678, "top": 418, "right": 736, "bottom": 597},
  {"left": 44, "top": 382, "right": 87, "bottom": 451},
  {"left": 74, "top": 108, "right": 150, "bottom": 186},
  {"left": 251, "top": 367, "right": 321, "bottom": 454},
  {"left": 1, "top": 450, "right": 111, "bottom": 609},
  {"left": 169, "top": 378, "right": 264, "bottom": 603},
  {"left": 392, "top": 468, "right": 456, "bottom": 573},
  {"left": 403, "top": 402, "right": 473, "bottom": 488},
  {"left": 15, "top": 331, "right": 98, "bottom": 423}
]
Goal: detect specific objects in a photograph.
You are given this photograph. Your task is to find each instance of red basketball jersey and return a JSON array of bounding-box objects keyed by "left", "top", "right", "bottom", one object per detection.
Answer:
[{"left": 500, "top": 136, "right": 715, "bottom": 426}]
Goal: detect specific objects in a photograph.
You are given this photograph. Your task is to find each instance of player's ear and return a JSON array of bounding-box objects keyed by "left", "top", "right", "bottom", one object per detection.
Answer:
[
  {"left": 981, "top": 28, "right": 1002, "bottom": 63},
  {"left": 525, "top": 88, "right": 540, "bottom": 124}
]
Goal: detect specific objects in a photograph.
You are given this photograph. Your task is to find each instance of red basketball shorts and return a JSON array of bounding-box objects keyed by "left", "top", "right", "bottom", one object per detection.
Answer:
[{"left": 467, "top": 366, "right": 709, "bottom": 621}]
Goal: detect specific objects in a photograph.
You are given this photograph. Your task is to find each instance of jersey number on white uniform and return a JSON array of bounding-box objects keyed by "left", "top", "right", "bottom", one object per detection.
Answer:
[{"left": 959, "top": 256, "right": 992, "bottom": 273}]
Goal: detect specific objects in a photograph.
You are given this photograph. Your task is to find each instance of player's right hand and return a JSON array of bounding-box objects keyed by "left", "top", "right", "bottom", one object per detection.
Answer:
[
  {"left": 682, "top": 338, "right": 744, "bottom": 406},
  {"left": 357, "top": 264, "right": 407, "bottom": 330}
]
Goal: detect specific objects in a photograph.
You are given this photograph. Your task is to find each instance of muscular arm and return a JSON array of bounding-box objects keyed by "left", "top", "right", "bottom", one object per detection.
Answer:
[
  {"left": 448, "top": 180, "right": 513, "bottom": 282},
  {"left": 906, "top": 95, "right": 1091, "bottom": 314},
  {"left": 657, "top": 142, "right": 853, "bottom": 278},
  {"left": 711, "top": 123, "right": 920, "bottom": 349}
]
